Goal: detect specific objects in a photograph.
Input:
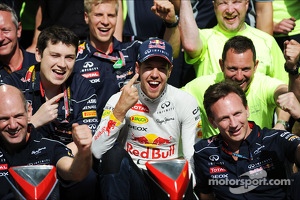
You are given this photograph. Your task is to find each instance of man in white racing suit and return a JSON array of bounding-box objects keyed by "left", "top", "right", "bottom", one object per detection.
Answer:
[{"left": 92, "top": 38, "right": 201, "bottom": 200}]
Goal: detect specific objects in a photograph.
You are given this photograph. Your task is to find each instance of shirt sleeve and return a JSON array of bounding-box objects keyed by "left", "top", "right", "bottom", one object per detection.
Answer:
[{"left": 91, "top": 92, "right": 126, "bottom": 159}]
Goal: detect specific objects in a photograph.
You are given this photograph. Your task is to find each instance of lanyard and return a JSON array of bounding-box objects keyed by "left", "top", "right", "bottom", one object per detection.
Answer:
[
  {"left": 62, "top": 84, "right": 71, "bottom": 123},
  {"left": 93, "top": 51, "right": 126, "bottom": 69},
  {"left": 221, "top": 146, "right": 253, "bottom": 161}
]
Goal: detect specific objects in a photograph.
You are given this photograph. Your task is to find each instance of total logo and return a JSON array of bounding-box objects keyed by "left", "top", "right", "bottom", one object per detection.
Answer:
[{"left": 132, "top": 133, "right": 172, "bottom": 148}]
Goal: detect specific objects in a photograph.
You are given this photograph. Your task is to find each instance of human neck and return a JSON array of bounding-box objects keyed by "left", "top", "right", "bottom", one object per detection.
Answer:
[
  {"left": 1, "top": 47, "right": 23, "bottom": 72},
  {"left": 91, "top": 38, "right": 113, "bottom": 54},
  {"left": 229, "top": 143, "right": 241, "bottom": 153},
  {"left": 40, "top": 78, "right": 61, "bottom": 100}
]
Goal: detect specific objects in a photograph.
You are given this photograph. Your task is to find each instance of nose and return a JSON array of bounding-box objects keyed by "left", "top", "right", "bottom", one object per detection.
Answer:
[
  {"left": 150, "top": 68, "right": 159, "bottom": 78},
  {"left": 57, "top": 57, "right": 67, "bottom": 68},
  {"left": 101, "top": 15, "right": 109, "bottom": 25},
  {"left": 8, "top": 117, "right": 17, "bottom": 129},
  {"left": 234, "top": 70, "right": 244, "bottom": 81},
  {"left": 226, "top": 2, "right": 235, "bottom": 13},
  {"left": 229, "top": 116, "right": 238, "bottom": 128}
]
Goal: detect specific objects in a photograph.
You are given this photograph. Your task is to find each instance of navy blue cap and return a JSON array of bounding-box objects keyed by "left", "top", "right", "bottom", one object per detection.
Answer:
[{"left": 138, "top": 38, "right": 173, "bottom": 64}]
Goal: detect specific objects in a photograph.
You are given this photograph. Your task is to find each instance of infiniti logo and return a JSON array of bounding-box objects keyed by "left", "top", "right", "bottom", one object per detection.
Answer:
[
  {"left": 209, "top": 155, "right": 219, "bottom": 161},
  {"left": 161, "top": 101, "right": 170, "bottom": 109},
  {"left": 83, "top": 61, "right": 94, "bottom": 68}
]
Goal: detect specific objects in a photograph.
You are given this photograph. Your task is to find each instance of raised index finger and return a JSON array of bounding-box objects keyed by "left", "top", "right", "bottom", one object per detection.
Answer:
[
  {"left": 49, "top": 93, "right": 64, "bottom": 104},
  {"left": 126, "top": 73, "right": 139, "bottom": 87}
]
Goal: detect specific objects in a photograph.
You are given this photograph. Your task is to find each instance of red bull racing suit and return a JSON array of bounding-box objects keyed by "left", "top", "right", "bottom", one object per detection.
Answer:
[{"left": 93, "top": 83, "right": 200, "bottom": 168}]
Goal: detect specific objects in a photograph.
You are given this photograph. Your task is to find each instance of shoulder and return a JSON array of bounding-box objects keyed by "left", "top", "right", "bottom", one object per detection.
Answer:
[
  {"left": 119, "top": 40, "right": 142, "bottom": 54},
  {"left": 168, "top": 85, "right": 198, "bottom": 103},
  {"left": 183, "top": 74, "right": 217, "bottom": 91},
  {"left": 244, "top": 25, "right": 277, "bottom": 43},
  {"left": 194, "top": 136, "right": 220, "bottom": 152},
  {"left": 76, "top": 41, "right": 94, "bottom": 59},
  {"left": 68, "top": 73, "right": 96, "bottom": 95},
  {"left": 252, "top": 72, "right": 286, "bottom": 89},
  {"left": 3, "top": 67, "right": 29, "bottom": 85}
]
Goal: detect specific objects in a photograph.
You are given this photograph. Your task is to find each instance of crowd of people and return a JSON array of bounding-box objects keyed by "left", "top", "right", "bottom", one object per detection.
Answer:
[{"left": 1, "top": 0, "right": 300, "bottom": 199}]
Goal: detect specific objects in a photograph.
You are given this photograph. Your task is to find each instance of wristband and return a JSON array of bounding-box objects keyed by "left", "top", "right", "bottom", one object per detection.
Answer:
[
  {"left": 284, "top": 60, "right": 300, "bottom": 75},
  {"left": 164, "top": 15, "right": 179, "bottom": 28},
  {"left": 276, "top": 120, "right": 290, "bottom": 129}
]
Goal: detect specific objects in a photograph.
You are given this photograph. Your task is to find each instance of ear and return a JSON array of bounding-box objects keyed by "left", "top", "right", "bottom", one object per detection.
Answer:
[
  {"left": 253, "top": 60, "right": 259, "bottom": 72},
  {"left": 135, "top": 62, "right": 140, "bottom": 74},
  {"left": 84, "top": 12, "right": 89, "bottom": 24},
  {"left": 17, "top": 22, "right": 22, "bottom": 39},
  {"left": 35, "top": 49, "right": 42, "bottom": 62},
  {"left": 27, "top": 102, "right": 33, "bottom": 122},
  {"left": 208, "top": 117, "right": 218, "bottom": 128},
  {"left": 167, "top": 64, "right": 173, "bottom": 78},
  {"left": 246, "top": 106, "right": 250, "bottom": 118},
  {"left": 219, "top": 59, "right": 225, "bottom": 71}
]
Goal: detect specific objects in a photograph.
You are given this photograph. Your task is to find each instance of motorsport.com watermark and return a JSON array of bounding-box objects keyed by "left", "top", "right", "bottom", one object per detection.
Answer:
[{"left": 208, "top": 169, "right": 292, "bottom": 194}]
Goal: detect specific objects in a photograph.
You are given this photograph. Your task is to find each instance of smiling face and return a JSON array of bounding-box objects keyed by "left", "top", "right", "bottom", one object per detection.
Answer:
[
  {"left": 85, "top": 1, "right": 117, "bottom": 49},
  {"left": 220, "top": 48, "right": 257, "bottom": 92},
  {"left": 36, "top": 41, "right": 76, "bottom": 88},
  {"left": 209, "top": 92, "right": 250, "bottom": 147},
  {"left": 0, "top": 85, "right": 30, "bottom": 152},
  {"left": 136, "top": 57, "right": 172, "bottom": 99},
  {"left": 213, "top": 0, "right": 248, "bottom": 32},
  {"left": 0, "top": 10, "right": 21, "bottom": 57}
]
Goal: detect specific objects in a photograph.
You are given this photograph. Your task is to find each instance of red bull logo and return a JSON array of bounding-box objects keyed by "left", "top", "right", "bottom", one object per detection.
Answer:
[
  {"left": 148, "top": 39, "right": 166, "bottom": 50},
  {"left": 132, "top": 133, "right": 172, "bottom": 148},
  {"left": 130, "top": 115, "right": 148, "bottom": 124},
  {"left": 127, "top": 142, "right": 175, "bottom": 159}
]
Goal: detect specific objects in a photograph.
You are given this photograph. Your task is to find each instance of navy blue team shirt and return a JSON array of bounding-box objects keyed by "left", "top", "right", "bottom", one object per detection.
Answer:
[
  {"left": 74, "top": 37, "right": 141, "bottom": 117},
  {"left": 3, "top": 64, "right": 98, "bottom": 144},
  {"left": 194, "top": 121, "right": 300, "bottom": 200}
]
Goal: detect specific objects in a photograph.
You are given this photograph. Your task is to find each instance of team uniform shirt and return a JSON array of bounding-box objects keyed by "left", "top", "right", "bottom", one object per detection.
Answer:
[
  {"left": 186, "top": 23, "right": 287, "bottom": 83},
  {"left": 0, "top": 125, "right": 73, "bottom": 199},
  {"left": 74, "top": 38, "right": 141, "bottom": 117},
  {"left": 273, "top": 0, "right": 300, "bottom": 38},
  {"left": 0, "top": 49, "right": 38, "bottom": 84},
  {"left": 182, "top": 72, "right": 285, "bottom": 139},
  {"left": 193, "top": 122, "right": 300, "bottom": 199},
  {"left": 123, "top": 0, "right": 165, "bottom": 41},
  {"left": 247, "top": 0, "right": 273, "bottom": 28},
  {"left": 92, "top": 84, "right": 201, "bottom": 169},
  {"left": 3, "top": 64, "right": 98, "bottom": 144}
]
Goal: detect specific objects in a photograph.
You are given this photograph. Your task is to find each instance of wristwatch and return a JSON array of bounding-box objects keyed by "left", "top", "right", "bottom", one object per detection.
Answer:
[
  {"left": 164, "top": 15, "right": 179, "bottom": 28},
  {"left": 276, "top": 120, "right": 290, "bottom": 130},
  {"left": 284, "top": 60, "right": 300, "bottom": 75}
]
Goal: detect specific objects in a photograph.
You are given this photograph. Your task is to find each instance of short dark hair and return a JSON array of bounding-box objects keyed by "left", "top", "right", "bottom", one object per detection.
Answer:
[
  {"left": 222, "top": 35, "right": 256, "bottom": 63},
  {"left": 37, "top": 25, "right": 79, "bottom": 55},
  {"left": 204, "top": 80, "right": 248, "bottom": 119}
]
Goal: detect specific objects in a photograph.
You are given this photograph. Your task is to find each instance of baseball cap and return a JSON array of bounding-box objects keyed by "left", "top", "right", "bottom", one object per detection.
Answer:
[{"left": 137, "top": 38, "right": 173, "bottom": 64}]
